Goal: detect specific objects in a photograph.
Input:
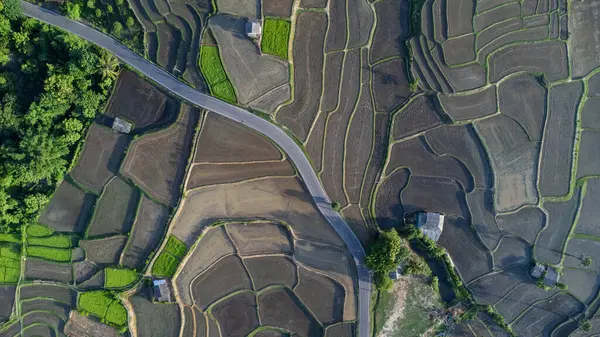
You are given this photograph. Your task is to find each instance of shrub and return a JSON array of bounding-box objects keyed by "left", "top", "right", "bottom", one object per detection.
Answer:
[
  {"left": 26, "top": 246, "right": 71, "bottom": 262},
  {"left": 164, "top": 235, "right": 187, "bottom": 258},
  {"left": 27, "top": 235, "right": 72, "bottom": 248},
  {"left": 105, "top": 268, "right": 139, "bottom": 288},
  {"left": 582, "top": 256, "right": 592, "bottom": 267},
  {"left": 373, "top": 272, "right": 393, "bottom": 291},
  {"left": 112, "top": 22, "right": 123, "bottom": 35},
  {"left": 106, "top": 5, "right": 113, "bottom": 13},
  {"left": 64, "top": 2, "right": 81, "bottom": 20},
  {"left": 126, "top": 17, "right": 135, "bottom": 28},
  {"left": 261, "top": 18, "right": 291, "bottom": 59},
  {"left": 26, "top": 224, "right": 54, "bottom": 238},
  {"left": 581, "top": 319, "right": 592, "bottom": 332},
  {"left": 331, "top": 201, "right": 341, "bottom": 212},
  {"left": 556, "top": 282, "right": 568, "bottom": 290}
]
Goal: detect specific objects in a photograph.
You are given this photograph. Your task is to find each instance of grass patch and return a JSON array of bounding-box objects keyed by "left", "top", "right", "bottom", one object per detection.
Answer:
[
  {"left": 26, "top": 224, "right": 54, "bottom": 238},
  {"left": 163, "top": 236, "right": 187, "bottom": 258},
  {"left": 79, "top": 291, "right": 128, "bottom": 327},
  {"left": 373, "top": 289, "right": 394, "bottom": 335},
  {"left": 0, "top": 234, "right": 20, "bottom": 244},
  {"left": 199, "top": 46, "right": 237, "bottom": 103},
  {"left": 26, "top": 246, "right": 71, "bottom": 262},
  {"left": 105, "top": 268, "right": 139, "bottom": 289},
  {"left": 0, "top": 245, "right": 20, "bottom": 283},
  {"left": 27, "top": 235, "right": 73, "bottom": 248},
  {"left": 261, "top": 18, "right": 291, "bottom": 59}
]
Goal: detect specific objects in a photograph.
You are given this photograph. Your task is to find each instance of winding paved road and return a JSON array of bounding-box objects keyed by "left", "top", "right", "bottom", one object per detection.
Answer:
[{"left": 22, "top": 2, "right": 372, "bottom": 336}]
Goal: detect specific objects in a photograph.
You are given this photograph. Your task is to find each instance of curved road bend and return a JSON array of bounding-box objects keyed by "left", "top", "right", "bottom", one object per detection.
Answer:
[{"left": 22, "top": 2, "right": 372, "bottom": 336}]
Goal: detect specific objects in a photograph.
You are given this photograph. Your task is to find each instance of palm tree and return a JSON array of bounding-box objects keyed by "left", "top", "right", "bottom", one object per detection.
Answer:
[{"left": 98, "top": 50, "right": 119, "bottom": 81}]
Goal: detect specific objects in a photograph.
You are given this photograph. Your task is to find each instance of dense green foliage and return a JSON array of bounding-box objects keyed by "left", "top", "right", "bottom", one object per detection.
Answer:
[
  {"left": 0, "top": 11, "right": 117, "bottom": 234},
  {"left": 1, "top": 0, "right": 22, "bottom": 20},
  {"left": 79, "top": 291, "right": 128, "bottom": 326},
  {"left": 0, "top": 233, "right": 20, "bottom": 243},
  {"left": 27, "top": 234, "right": 73, "bottom": 248},
  {"left": 366, "top": 230, "right": 403, "bottom": 290},
  {"left": 105, "top": 268, "right": 139, "bottom": 288},
  {"left": 261, "top": 18, "right": 290, "bottom": 59},
  {"left": 164, "top": 235, "right": 187, "bottom": 258},
  {"left": 0, "top": 244, "right": 20, "bottom": 283},
  {"left": 59, "top": 0, "right": 143, "bottom": 52},
  {"left": 199, "top": 46, "right": 237, "bottom": 103},
  {"left": 26, "top": 246, "right": 71, "bottom": 262}
]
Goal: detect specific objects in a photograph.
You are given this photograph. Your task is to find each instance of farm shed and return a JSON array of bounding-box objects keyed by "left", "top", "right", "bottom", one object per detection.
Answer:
[
  {"left": 531, "top": 263, "right": 545, "bottom": 278},
  {"left": 544, "top": 267, "right": 560, "bottom": 287},
  {"left": 246, "top": 19, "right": 262, "bottom": 39},
  {"left": 112, "top": 117, "right": 132, "bottom": 134},
  {"left": 152, "top": 279, "right": 172, "bottom": 302},
  {"left": 416, "top": 212, "right": 445, "bottom": 242},
  {"left": 389, "top": 267, "right": 402, "bottom": 280}
]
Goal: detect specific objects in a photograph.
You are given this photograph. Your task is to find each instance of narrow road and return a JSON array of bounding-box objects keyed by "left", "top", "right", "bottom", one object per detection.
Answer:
[{"left": 21, "top": 2, "right": 372, "bottom": 336}]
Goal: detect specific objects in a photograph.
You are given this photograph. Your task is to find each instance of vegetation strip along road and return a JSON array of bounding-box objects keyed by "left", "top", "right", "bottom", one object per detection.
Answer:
[{"left": 20, "top": 2, "right": 371, "bottom": 336}]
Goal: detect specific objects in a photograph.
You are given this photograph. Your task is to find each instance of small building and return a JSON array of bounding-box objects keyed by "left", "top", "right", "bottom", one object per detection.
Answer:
[
  {"left": 531, "top": 263, "right": 546, "bottom": 278},
  {"left": 389, "top": 267, "right": 402, "bottom": 280},
  {"left": 416, "top": 212, "right": 445, "bottom": 242},
  {"left": 246, "top": 19, "right": 262, "bottom": 39},
  {"left": 112, "top": 117, "right": 132, "bottom": 134},
  {"left": 544, "top": 267, "right": 560, "bottom": 287},
  {"left": 152, "top": 279, "right": 172, "bottom": 302}
]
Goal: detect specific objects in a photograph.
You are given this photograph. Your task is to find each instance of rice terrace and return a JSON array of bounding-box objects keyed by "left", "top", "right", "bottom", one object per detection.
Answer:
[{"left": 0, "top": 0, "right": 599, "bottom": 335}]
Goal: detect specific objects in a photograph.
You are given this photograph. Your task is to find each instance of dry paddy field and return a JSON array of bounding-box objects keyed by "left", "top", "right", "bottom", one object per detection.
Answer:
[{"left": 366, "top": 0, "right": 600, "bottom": 335}]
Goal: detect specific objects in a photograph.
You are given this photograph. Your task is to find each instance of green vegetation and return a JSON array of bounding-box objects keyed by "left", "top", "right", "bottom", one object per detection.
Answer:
[
  {"left": 199, "top": 46, "right": 237, "bottom": 103},
  {"left": 26, "top": 224, "right": 54, "bottom": 238},
  {"left": 556, "top": 282, "right": 568, "bottom": 290},
  {"left": 26, "top": 246, "right": 71, "bottom": 262},
  {"left": 407, "top": 0, "right": 426, "bottom": 39},
  {"left": 152, "top": 235, "right": 188, "bottom": 278},
  {"left": 365, "top": 229, "right": 403, "bottom": 290},
  {"left": 331, "top": 201, "right": 341, "bottom": 212},
  {"left": 0, "top": 8, "right": 117, "bottom": 234},
  {"left": 79, "top": 291, "right": 128, "bottom": 327},
  {"left": 1, "top": 0, "right": 22, "bottom": 20},
  {"left": 27, "top": 234, "right": 73, "bottom": 248},
  {"left": 582, "top": 256, "right": 593, "bottom": 267},
  {"left": 59, "top": 0, "right": 143, "bottom": 52},
  {"left": 0, "top": 244, "right": 20, "bottom": 283},
  {"left": 261, "top": 18, "right": 291, "bottom": 59},
  {"left": 0, "top": 233, "right": 20, "bottom": 243},
  {"left": 105, "top": 268, "right": 139, "bottom": 289},
  {"left": 580, "top": 319, "right": 592, "bottom": 332}
]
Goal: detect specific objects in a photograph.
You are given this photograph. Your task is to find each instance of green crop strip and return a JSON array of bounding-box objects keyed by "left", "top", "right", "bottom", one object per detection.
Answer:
[
  {"left": 105, "top": 268, "right": 139, "bottom": 289},
  {"left": 199, "top": 46, "right": 237, "bottom": 103},
  {"left": 152, "top": 235, "right": 188, "bottom": 277},
  {"left": 78, "top": 291, "right": 128, "bottom": 327},
  {"left": 25, "top": 246, "right": 71, "bottom": 262},
  {"left": 261, "top": 18, "right": 291, "bottom": 60}
]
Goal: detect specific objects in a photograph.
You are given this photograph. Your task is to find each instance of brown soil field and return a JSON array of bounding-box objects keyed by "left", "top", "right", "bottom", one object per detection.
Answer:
[
  {"left": 181, "top": 306, "right": 193, "bottom": 337},
  {"left": 300, "top": 0, "right": 326, "bottom": 8},
  {"left": 295, "top": 240, "right": 356, "bottom": 321},
  {"left": 38, "top": 180, "right": 95, "bottom": 233},
  {"left": 20, "top": 299, "right": 70, "bottom": 320},
  {"left": 86, "top": 177, "right": 139, "bottom": 238},
  {"left": 21, "top": 324, "right": 55, "bottom": 336},
  {"left": 306, "top": 112, "right": 326, "bottom": 173},
  {"left": 0, "top": 285, "right": 15, "bottom": 322},
  {"left": 190, "top": 255, "right": 252, "bottom": 310},
  {"left": 76, "top": 269, "right": 105, "bottom": 290},
  {"left": 370, "top": 0, "right": 408, "bottom": 62},
  {"left": 64, "top": 311, "right": 120, "bottom": 337},
  {"left": 385, "top": 137, "right": 473, "bottom": 191},
  {"left": 425, "top": 125, "right": 492, "bottom": 189},
  {"left": 262, "top": 0, "right": 293, "bottom": 17},
  {"left": 492, "top": 236, "right": 530, "bottom": 270},
  {"left": 211, "top": 291, "right": 259, "bottom": 337},
  {"left": 466, "top": 188, "right": 503, "bottom": 251},
  {"left": 321, "top": 49, "right": 362, "bottom": 208},
  {"left": 438, "top": 86, "right": 497, "bottom": 121},
  {"left": 170, "top": 177, "right": 343, "bottom": 247},
  {"left": 186, "top": 160, "right": 294, "bottom": 189},
  {"left": 375, "top": 169, "right": 410, "bottom": 229},
  {"left": 392, "top": 95, "right": 442, "bottom": 140},
  {"left": 438, "top": 217, "right": 493, "bottom": 283},
  {"left": 276, "top": 11, "right": 327, "bottom": 141},
  {"left": 360, "top": 114, "right": 390, "bottom": 209},
  {"left": 255, "top": 331, "right": 288, "bottom": 337},
  {"left": 226, "top": 222, "right": 292, "bottom": 256},
  {"left": 372, "top": 58, "right": 410, "bottom": 113},
  {"left": 401, "top": 176, "right": 470, "bottom": 219},
  {"left": 103, "top": 70, "right": 178, "bottom": 132},
  {"left": 80, "top": 235, "right": 128, "bottom": 266},
  {"left": 74, "top": 260, "right": 98, "bottom": 284},
  {"left": 494, "top": 283, "right": 558, "bottom": 324},
  {"left": 25, "top": 258, "right": 73, "bottom": 283},
  {"left": 327, "top": 322, "right": 354, "bottom": 337},
  {"left": 258, "top": 287, "right": 322, "bottom": 337},
  {"left": 325, "top": 0, "right": 347, "bottom": 52},
  {"left": 295, "top": 267, "right": 345, "bottom": 325},
  {"left": 121, "top": 195, "right": 169, "bottom": 269},
  {"left": 174, "top": 226, "right": 236, "bottom": 305},
  {"left": 496, "top": 207, "right": 545, "bottom": 244},
  {"left": 130, "top": 285, "right": 181, "bottom": 337},
  {"left": 19, "top": 284, "right": 76, "bottom": 305},
  {"left": 194, "top": 308, "right": 207, "bottom": 336},
  {"left": 320, "top": 51, "right": 344, "bottom": 113},
  {"left": 498, "top": 74, "right": 546, "bottom": 142},
  {"left": 345, "top": 84, "right": 374, "bottom": 204},
  {"left": 121, "top": 105, "right": 200, "bottom": 207},
  {"left": 156, "top": 22, "right": 181, "bottom": 72},
  {"left": 194, "top": 114, "right": 282, "bottom": 163},
  {"left": 70, "top": 123, "right": 131, "bottom": 194},
  {"left": 208, "top": 315, "right": 220, "bottom": 337},
  {"left": 468, "top": 267, "right": 529, "bottom": 305},
  {"left": 244, "top": 255, "right": 298, "bottom": 290},
  {"left": 340, "top": 204, "right": 372, "bottom": 246}
]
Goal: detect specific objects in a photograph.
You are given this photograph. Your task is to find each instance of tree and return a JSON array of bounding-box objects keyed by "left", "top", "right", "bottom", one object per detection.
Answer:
[
  {"left": 582, "top": 256, "right": 592, "bottom": 267},
  {"left": 98, "top": 51, "right": 120, "bottom": 81},
  {"left": 86, "top": 0, "right": 95, "bottom": 8},
  {"left": 106, "top": 4, "right": 113, "bottom": 13},
  {"left": 116, "top": 0, "right": 124, "bottom": 6},
  {"left": 1, "top": 0, "right": 22, "bottom": 20},
  {"left": 64, "top": 2, "right": 81, "bottom": 20},
  {"left": 366, "top": 230, "right": 403, "bottom": 289},
  {"left": 95, "top": 8, "right": 102, "bottom": 17},
  {"left": 580, "top": 319, "right": 592, "bottom": 332},
  {"left": 126, "top": 16, "right": 135, "bottom": 28},
  {"left": 331, "top": 201, "right": 341, "bottom": 212},
  {"left": 112, "top": 21, "right": 122, "bottom": 35}
]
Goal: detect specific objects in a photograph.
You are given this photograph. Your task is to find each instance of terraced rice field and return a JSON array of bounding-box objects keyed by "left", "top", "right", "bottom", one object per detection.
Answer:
[{"left": 368, "top": 0, "right": 600, "bottom": 335}]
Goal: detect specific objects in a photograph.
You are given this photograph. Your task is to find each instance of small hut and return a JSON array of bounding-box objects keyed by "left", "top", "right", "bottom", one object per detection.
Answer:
[
  {"left": 112, "top": 117, "right": 132, "bottom": 134},
  {"left": 152, "top": 279, "right": 172, "bottom": 302},
  {"left": 416, "top": 212, "right": 445, "bottom": 242},
  {"left": 245, "top": 19, "right": 262, "bottom": 39}
]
